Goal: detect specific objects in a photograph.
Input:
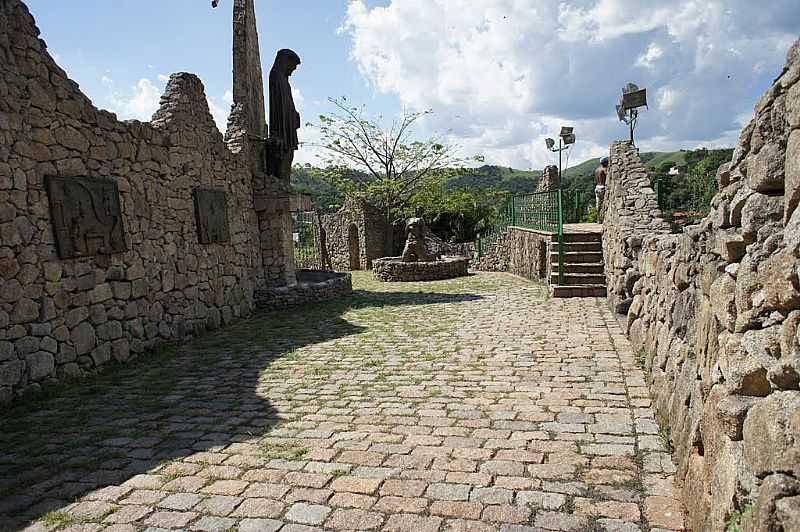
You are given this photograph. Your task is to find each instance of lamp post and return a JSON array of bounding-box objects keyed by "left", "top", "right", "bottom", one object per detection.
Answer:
[
  {"left": 545, "top": 126, "right": 575, "bottom": 190},
  {"left": 616, "top": 84, "right": 647, "bottom": 145}
]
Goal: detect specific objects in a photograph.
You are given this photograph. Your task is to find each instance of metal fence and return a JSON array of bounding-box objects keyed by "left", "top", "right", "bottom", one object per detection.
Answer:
[
  {"left": 292, "top": 210, "right": 322, "bottom": 270},
  {"left": 476, "top": 190, "right": 565, "bottom": 284}
]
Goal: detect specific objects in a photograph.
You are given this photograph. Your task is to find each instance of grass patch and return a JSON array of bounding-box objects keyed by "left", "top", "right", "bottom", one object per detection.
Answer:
[
  {"left": 259, "top": 441, "right": 310, "bottom": 460},
  {"left": 365, "top": 359, "right": 383, "bottom": 367},
  {"left": 38, "top": 510, "right": 85, "bottom": 529},
  {"left": 726, "top": 504, "right": 754, "bottom": 532},
  {"left": 633, "top": 348, "right": 647, "bottom": 369}
]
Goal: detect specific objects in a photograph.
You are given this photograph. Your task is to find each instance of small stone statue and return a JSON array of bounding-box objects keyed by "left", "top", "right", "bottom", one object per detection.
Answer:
[
  {"left": 268, "top": 49, "right": 302, "bottom": 179},
  {"left": 401, "top": 208, "right": 435, "bottom": 262}
]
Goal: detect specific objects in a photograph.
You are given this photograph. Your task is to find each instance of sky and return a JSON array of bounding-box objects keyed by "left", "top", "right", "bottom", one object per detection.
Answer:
[{"left": 25, "top": 0, "right": 799, "bottom": 170}]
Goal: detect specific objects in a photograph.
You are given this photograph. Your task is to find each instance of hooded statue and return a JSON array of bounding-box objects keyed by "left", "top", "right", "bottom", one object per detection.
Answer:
[{"left": 268, "top": 49, "right": 301, "bottom": 179}]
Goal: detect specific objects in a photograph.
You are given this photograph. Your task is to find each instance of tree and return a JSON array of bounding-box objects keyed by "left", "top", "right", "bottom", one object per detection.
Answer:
[
  {"left": 409, "top": 184, "right": 507, "bottom": 243},
  {"left": 313, "top": 97, "right": 480, "bottom": 220}
]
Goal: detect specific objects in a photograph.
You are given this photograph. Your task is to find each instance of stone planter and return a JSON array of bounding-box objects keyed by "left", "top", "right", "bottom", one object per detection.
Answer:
[{"left": 372, "top": 256, "right": 470, "bottom": 282}]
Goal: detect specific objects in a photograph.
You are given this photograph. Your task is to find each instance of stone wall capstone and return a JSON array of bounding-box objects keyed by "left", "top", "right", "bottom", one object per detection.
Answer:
[
  {"left": 603, "top": 39, "right": 800, "bottom": 531},
  {"left": 0, "top": 0, "right": 300, "bottom": 402}
]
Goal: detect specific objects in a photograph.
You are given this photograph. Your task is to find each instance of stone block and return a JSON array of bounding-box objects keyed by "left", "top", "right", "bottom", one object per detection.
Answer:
[
  {"left": 743, "top": 392, "right": 800, "bottom": 477},
  {"left": 786, "top": 130, "right": 800, "bottom": 222},
  {"left": 710, "top": 273, "right": 737, "bottom": 332},
  {"left": 97, "top": 320, "right": 123, "bottom": 341},
  {"left": 90, "top": 342, "right": 112, "bottom": 366},
  {"left": 753, "top": 251, "right": 800, "bottom": 313},
  {"left": 719, "top": 334, "right": 771, "bottom": 397},
  {"left": 25, "top": 351, "right": 54, "bottom": 380},
  {"left": 747, "top": 143, "right": 785, "bottom": 192},
  {"left": 0, "top": 360, "right": 24, "bottom": 387},
  {"left": 111, "top": 338, "right": 130, "bottom": 362},
  {"left": 741, "top": 192, "right": 783, "bottom": 244},
  {"left": 0, "top": 341, "right": 13, "bottom": 362},
  {"left": 750, "top": 474, "right": 800, "bottom": 532},
  {"left": 70, "top": 321, "right": 96, "bottom": 355},
  {"left": 10, "top": 298, "right": 39, "bottom": 324},
  {"left": 90, "top": 283, "right": 113, "bottom": 304}
]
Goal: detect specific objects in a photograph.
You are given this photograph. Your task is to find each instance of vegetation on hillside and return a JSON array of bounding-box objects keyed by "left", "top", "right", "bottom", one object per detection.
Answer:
[{"left": 291, "top": 143, "right": 732, "bottom": 242}]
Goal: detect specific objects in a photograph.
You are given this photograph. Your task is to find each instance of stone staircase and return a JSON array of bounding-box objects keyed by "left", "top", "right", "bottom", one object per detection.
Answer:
[{"left": 549, "top": 230, "right": 607, "bottom": 297}]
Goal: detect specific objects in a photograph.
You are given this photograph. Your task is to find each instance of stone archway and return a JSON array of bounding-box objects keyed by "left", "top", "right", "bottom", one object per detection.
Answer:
[{"left": 348, "top": 223, "right": 361, "bottom": 270}]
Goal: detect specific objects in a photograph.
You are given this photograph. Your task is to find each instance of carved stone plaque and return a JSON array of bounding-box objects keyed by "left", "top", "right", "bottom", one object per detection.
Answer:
[
  {"left": 193, "top": 187, "right": 229, "bottom": 244},
  {"left": 46, "top": 176, "right": 127, "bottom": 259}
]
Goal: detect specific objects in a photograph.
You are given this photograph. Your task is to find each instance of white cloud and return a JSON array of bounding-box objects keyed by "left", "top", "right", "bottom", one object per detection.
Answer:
[
  {"left": 341, "top": 0, "right": 799, "bottom": 168},
  {"left": 207, "top": 94, "right": 230, "bottom": 133},
  {"left": 107, "top": 78, "right": 163, "bottom": 121},
  {"left": 105, "top": 77, "right": 232, "bottom": 134},
  {"left": 636, "top": 44, "right": 663, "bottom": 69}
]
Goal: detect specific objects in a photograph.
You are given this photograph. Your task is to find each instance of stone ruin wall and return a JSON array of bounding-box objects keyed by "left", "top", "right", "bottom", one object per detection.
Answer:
[
  {"left": 472, "top": 228, "right": 550, "bottom": 282},
  {"left": 603, "top": 40, "right": 800, "bottom": 531},
  {"left": 320, "top": 200, "right": 390, "bottom": 271},
  {"left": 0, "top": 0, "right": 290, "bottom": 402}
]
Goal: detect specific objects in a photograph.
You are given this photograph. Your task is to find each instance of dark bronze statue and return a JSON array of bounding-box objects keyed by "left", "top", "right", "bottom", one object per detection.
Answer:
[{"left": 268, "top": 49, "right": 301, "bottom": 179}]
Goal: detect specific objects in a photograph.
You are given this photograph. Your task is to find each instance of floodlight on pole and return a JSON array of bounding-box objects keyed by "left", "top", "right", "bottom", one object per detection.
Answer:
[
  {"left": 545, "top": 126, "right": 576, "bottom": 189},
  {"left": 617, "top": 83, "right": 647, "bottom": 144}
]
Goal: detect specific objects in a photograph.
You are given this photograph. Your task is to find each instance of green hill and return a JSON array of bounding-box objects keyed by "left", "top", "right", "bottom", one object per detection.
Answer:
[{"left": 563, "top": 151, "right": 689, "bottom": 179}]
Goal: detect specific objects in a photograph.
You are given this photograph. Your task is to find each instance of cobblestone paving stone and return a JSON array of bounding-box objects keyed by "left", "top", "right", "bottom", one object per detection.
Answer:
[{"left": 0, "top": 272, "right": 685, "bottom": 531}]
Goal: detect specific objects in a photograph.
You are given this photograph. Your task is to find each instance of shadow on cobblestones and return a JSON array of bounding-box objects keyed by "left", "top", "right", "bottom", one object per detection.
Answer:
[{"left": 0, "top": 286, "right": 483, "bottom": 529}]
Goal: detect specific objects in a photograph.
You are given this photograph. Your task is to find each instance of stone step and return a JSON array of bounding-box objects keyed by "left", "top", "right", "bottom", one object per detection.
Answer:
[
  {"left": 550, "top": 284, "right": 608, "bottom": 298},
  {"left": 551, "top": 251, "right": 604, "bottom": 264},
  {"left": 551, "top": 232, "right": 603, "bottom": 243},
  {"left": 557, "top": 241, "right": 603, "bottom": 253},
  {"left": 558, "top": 262, "right": 605, "bottom": 274},
  {"left": 550, "top": 273, "right": 606, "bottom": 286}
]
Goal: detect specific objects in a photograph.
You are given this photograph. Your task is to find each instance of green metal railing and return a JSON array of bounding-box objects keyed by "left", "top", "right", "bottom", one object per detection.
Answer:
[
  {"left": 292, "top": 210, "right": 321, "bottom": 269},
  {"left": 476, "top": 190, "right": 565, "bottom": 284}
]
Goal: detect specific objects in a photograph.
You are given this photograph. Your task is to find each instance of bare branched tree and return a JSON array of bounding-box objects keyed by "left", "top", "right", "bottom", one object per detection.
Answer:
[{"left": 312, "top": 97, "right": 481, "bottom": 219}]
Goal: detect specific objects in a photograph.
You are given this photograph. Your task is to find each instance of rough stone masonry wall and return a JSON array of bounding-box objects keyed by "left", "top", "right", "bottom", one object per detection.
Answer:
[
  {"left": 321, "top": 200, "right": 390, "bottom": 270},
  {"left": 605, "top": 40, "right": 800, "bottom": 532},
  {"left": 601, "top": 143, "right": 672, "bottom": 314},
  {"left": 0, "top": 1, "right": 267, "bottom": 401},
  {"left": 473, "top": 227, "right": 551, "bottom": 282}
]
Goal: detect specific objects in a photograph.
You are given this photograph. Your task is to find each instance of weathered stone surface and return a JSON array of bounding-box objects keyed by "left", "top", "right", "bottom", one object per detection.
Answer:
[
  {"left": 0, "top": 359, "right": 24, "bottom": 387},
  {"left": 750, "top": 474, "right": 800, "bottom": 532},
  {"left": 747, "top": 142, "right": 785, "bottom": 192},
  {"left": 70, "top": 322, "right": 96, "bottom": 356},
  {"left": 741, "top": 193, "right": 784, "bottom": 244},
  {"left": 743, "top": 392, "right": 800, "bottom": 477},
  {"left": 710, "top": 273, "right": 737, "bottom": 332},
  {"left": 786, "top": 129, "right": 800, "bottom": 222},
  {"left": 25, "top": 351, "right": 54, "bottom": 380}
]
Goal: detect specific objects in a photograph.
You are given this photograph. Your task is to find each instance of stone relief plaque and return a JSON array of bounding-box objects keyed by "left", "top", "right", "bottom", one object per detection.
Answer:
[
  {"left": 193, "top": 187, "right": 229, "bottom": 244},
  {"left": 46, "top": 176, "right": 128, "bottom": 259}
]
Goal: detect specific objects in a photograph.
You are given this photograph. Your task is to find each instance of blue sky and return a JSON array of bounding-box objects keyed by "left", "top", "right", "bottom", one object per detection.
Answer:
[{"left": 24, "top": 0, "right": 800, "bottom": 169}]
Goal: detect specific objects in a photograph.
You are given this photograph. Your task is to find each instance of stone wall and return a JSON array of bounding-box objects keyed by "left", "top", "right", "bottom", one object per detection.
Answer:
[
  {"left": 0, "top": 0, "right": 296, "bottom": 401},
  {"left": 320, "top": 200, "right": 390, "bottom": 270},
  {"left": 603, "top": 40, "right": 800, "bottom": 531},
  {"left": 473, "top": 227, "right": 550, "bottom": 281},
  {"left": 372, "top": 257, "right": 469, "bottom": 282},
  {"left": 601, "top": 142, "right": 672, "bottom": 314},
  {"left": 254, "top": 270, "right": 352, "bottom": 309}
]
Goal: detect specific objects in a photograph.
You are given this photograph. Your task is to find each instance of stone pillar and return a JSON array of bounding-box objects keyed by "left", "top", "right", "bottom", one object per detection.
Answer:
[{"left": 230, "top": 0, "right": 296, "bottom": 287}]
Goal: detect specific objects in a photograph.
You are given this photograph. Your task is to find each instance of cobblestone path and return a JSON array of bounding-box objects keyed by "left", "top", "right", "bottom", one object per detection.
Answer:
[{"left": 1, "top": 272, "right": 685, "bottom": 532}]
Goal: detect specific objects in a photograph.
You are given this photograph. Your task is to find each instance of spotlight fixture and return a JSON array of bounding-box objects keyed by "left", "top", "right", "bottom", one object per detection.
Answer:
[
  {"left": 545, "top": 126, "right": 576, "bottom": 189},
  {"left": 617, "top": 83, "right": 647, "bottom": 144}
]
